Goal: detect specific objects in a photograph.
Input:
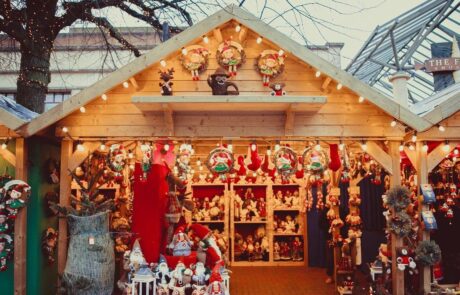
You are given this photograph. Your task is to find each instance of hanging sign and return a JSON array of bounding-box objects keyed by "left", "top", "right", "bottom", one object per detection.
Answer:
[{"left": 415, "top": 57, "right": 460, "bottom": 73}]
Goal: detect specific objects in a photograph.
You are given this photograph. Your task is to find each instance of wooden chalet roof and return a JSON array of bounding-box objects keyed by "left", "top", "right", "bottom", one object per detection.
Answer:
[{"left": 0, "top": 95, "right": 37, "bottom": 132}]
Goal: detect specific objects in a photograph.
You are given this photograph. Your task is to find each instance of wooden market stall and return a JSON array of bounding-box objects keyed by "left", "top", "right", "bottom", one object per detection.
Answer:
[{"left": 10, "top": 4, "right": 458, "bottom": 295}]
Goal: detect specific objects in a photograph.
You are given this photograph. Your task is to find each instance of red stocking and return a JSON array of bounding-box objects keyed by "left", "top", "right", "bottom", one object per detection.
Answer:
[
  {"left": 132, "top": 163, "right": 169, "bottom": 263},
  {"left": 329, "top": 144, "right": 341, "bottom": 172}
]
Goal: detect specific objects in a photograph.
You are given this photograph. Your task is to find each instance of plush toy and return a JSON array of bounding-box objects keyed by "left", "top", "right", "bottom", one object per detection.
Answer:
[
  {"left": 207, "top": 67, "right": 239, "bottom": 95},
  {"left": 269, "top": 83, "right": 286, "bottom": 96},
  {"left": 0, "top": 210, "right": 8, "bottom": 234},
  {"left": 159, "top": 68, "right": 174, "bottom": 96},
  {"left": 206, "top": 272, "right": 226, "bottom": 295},
  {"left": 169, "top": 227, "right": 193, "bottom": 257},
  {"left": 42, "top": 228, "right": 58, "bottom": 264},
  {"left": 396, "top": 248, "right": 416, "bottom": 271}
]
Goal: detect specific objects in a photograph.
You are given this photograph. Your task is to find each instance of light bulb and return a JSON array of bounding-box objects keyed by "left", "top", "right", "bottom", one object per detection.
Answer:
[
  {"left": 251, "top": 143, "right": 257, "bottom": 151},
  {"left": 422, "top": 143, "right": 428, "bottom": 152},
  {"left": 164, "top": 144, "right": 170, "bottom": 151},
  {"left": 339, "top": 143, "right": 345, "bottom": 151},
  {"left": 202, "top": 35, "right": 209, "bottom": 44},
  {"left": 77, "top": 142, "right": 84, "bottom": 152},
  {"left": 278, "top": 49, "right": 284, "bottom": 56},
  {"left": 256, "top": 37, "right": 263, "bottom": 44},
  {"left": 442, "top": 141, "right": 450, "bottom": 153},
  {"left": 315, "top": 71, "right": 321, "bottom": 78},
  {"left": 228, "top": 144, "right": 233, "bottom": 151},
  {"left": 100, "top": 143, "right": 106, "bottom": 151},
  {"left": 199, "top": 166, "right": 204, "bottom": 171},
  {"left": 266, "top": 149, "right": 272, "bottom": 156},
  {"left": 235, "top": 24, "right": 241, "bottom": 32},
  {"left": 190, "top": 169, "right": 195, "bottom": 174},
  {"left": 160, "top": 60, "right": 167, "bottom": 67},
  {"left": 62, "top": 126, "right": 69, "bottom": 133},
  {"left": 275, "top": 144, "right": 280, "bottom": 151},
  {"left": 361, "top": 142, "right": 367, "bottom": 151},
  {"left": 128, "top": 152, "right": 134, "bottom": 159},
  {"left": 129, "top": 164, "right": 135, "bottom": 170},
  {"left": 399, "top": 143, "right": 404, "bottom": 152},
  {"left": 101, "top": 93, "right": 107, "bottom": 101},
  {"left": 253, "top": 172, "right": 257, "bottom": 177},
  {"left": 208, "top": 173, "right": 213, "bottom": 178},
  {"left": 438, "top": 125, "right": 445, "bottom": 132},
  {"left": 411, "top": 133, "right": 417, "bottom": 142},
  {"left": 196, "top": 160, "right": 201, "bottom": 166},
  {"left": 181, "top": 47, "right": 187, "bottom": 55},
  {"left": 336, "top": 83, "right": 343, "bottom": 90},
  {"left": 122, "top": 81, "right": 129, "bottom": 88},
  {"left": 390, "top": 120, "right": 397, "bottom": 127},
  {"left": 1, "top": 143, "right": 6, "bottom": 150},
  {"left": 454, "top": 149, "right": 459, "bottom": 155},
  {"left": 409, "top": 144, "right": 415, "bottom": 151},
  {"left": 79, "top": 106, "right": 86, "bottom": 113},
  {"left": 358, "top": 96, "right": 365, "bottom": 103},
  {"left": 315, "top": 143, "right": 321, "bottom": 151}
]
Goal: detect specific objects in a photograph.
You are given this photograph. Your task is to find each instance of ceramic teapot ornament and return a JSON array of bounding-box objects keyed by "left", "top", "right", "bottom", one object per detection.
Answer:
[{"left": 207, "top": 68, "right": 239, "bottom": 95}]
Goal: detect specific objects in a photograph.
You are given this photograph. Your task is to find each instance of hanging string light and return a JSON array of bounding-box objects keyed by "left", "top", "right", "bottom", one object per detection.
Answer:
[
  {"left": 101, "top": 94, "right": 108, "bottom": 101},
  {"left": 181, "top": 47, "right": 188, "bottom": 55},
  {"left": 442, "top": 140, "right": 450, "bottom": 153},
  {"left": 411, "top": 132, "right": 417, "bottom": 142},
  {"left": 160, "top": 60, "right": 167, "bottom": 67},
  {"left": 122, "top": 81, "right": 129, "bottom": 88},
  {"left": 390, "top": 119, "right": 397, "bottom": 127},
  {"left": 315, "top": 140, "right": 321, "bottom": 151},
  {"left": 437, "top": 124, "right": 446, "bottom": 132},
  {"left": 315, "top": 71, "right": 321, "bottom": 78},
  {"left": 358, "top": 96, "right": 365, "bottom": 103},
  {"left": 76, "top": 141, "right": 84, "bottom": 152},
  {"left": 399, "top": 142, "right": 404, "bottom": 152},
  {"left": 339, "top": 140, "right": 345, "bottom": 151},
  {"left": 79, "top": 106, "right": 86, "bottom": 113},
  {"left": 336, "top": 83, "right": 343, "bottom": 90},
  {"left": 422, "top": 141, "right": 428, "bottom": 152},
  {"left": 100, "top": 141, "right": 106, "bottom": 151},
  {"left": 62, "top": 126, "right": 69, "bottom": 133},
  {"left": 202, "top": 35, "right": 209, "bottom": 44},
  {"left": 361, "top": 140, "right": 367, "bottom": 151},
  {"left": 256, "top": 36, "right": 263, "bottom": 44},
  {"left": 235, "top": 24, "right": 242, "bottom": 32}
]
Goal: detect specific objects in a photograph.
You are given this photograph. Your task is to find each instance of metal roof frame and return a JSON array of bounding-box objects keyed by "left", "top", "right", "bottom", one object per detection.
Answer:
[{"left": 346, "top": 0, "right": 460, "bottom": 103}]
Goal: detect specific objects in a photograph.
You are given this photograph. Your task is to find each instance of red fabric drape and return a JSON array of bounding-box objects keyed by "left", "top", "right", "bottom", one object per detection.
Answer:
[{"left": 132, "top": 163, "right": 169, "bottom": 263}]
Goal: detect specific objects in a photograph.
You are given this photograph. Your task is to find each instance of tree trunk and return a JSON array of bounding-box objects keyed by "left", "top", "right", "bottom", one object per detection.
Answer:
[{"left": 16, "top": 43, "right": 52, "bottom": 113}]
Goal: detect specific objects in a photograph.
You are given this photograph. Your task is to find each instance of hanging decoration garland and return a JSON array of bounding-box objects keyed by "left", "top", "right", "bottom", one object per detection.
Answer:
[
  {"left": 385, "top": 186, "right": 411, "bottom": 211},
  {"left": 415, "top": 240, "right": 442, "bottom": 266},
  {"left": 206, "top": 147, "right": 235, "bottom": 181},
  {"left": 302, "top": 147, "right": 329, "bottom": 211},
  {"left": 0, "top": 180, "right": 31, "bottom": 271},
  {"left": 256, "top": 49, "right": 286, "bottom": 86},
  {"left": 272, "top": 146, "right": 298, "bottom": 183},
  {"left": 180, "top": 45, "right": 209, "bottom": 80},
  {"left": 216, "top": 40, "right": 246, "bottom": 76}
]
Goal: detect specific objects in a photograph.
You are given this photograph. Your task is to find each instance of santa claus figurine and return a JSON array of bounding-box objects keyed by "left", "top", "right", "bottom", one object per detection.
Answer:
[
  {"left": 190, "top": 224, "right": 222, "bottom": 269},
  {"left": 169, "top": 261, "right": 187, "bottom": 294},
  {"left": 156, "top": 256, "right": 171, "bottom": 295},
  {"left": 206, "top": 272, "right": 226, "bottom": 295},
  {"left": 170, "top": 227, "right": 193, "bottom": 257},
  {"left": 191, "top": 261, "right": 209, "bottom": 294}
]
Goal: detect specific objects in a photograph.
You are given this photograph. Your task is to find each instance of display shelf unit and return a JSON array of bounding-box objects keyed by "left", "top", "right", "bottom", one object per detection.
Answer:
[{"left": 228, "top": 182, "right": 307, "bottom": 266}]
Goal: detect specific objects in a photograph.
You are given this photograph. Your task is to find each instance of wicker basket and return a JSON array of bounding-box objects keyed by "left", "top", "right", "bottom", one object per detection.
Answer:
[{"left": 62, "top": 211, "right": 114, "bottom": 295}]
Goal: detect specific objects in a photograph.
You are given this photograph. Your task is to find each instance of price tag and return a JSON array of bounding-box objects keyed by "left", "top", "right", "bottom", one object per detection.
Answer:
[{"left": 89, "top": 236, "right": 95, "bottom": 245}]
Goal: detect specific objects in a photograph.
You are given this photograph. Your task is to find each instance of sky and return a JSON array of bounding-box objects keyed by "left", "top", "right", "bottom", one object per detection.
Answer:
[{"left": 99, "top": 0, "right": 424, "bottom": 67}]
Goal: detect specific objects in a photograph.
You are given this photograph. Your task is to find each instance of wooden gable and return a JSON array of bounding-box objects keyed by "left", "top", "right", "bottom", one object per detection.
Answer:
[{"left": 55, "top": 19, "right": 406, "bottom": 139}]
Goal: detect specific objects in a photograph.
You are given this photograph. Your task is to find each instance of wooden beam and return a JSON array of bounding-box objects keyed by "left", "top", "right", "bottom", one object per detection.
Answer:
[
  {"left": 415, "top": 141, "right": 430, "bottom": 294},
  {"left": 0, "top": 147, "right": 16, "bottom": 166},
  {"left": 321, "top": 77, "right": 332, "bottom": 92},
  {"left": 365, "top": 141, "right": 393, "bottom": 175},
  {"left": 58, "top": 140, "right": 73, "bottom": 277},
  {"left": 403, "top": 146, "right": 417, "bottom": 169},
  {"left": 129, "top": 77, "right": 139, "bottom": 90},
  {"left": 238, "top": 27, "right": 248, "bottom": 42},
  {"left": 68, "top": 142, "right": 101, "bottom": 172},
  {"left": 14, "top": 138, "right": 27, "bottom": 295},
  {"left": 427, "top": 141, "right": 459, "bottom": 172},
  {"left": 285, "top": 105, "right": 295, "bottom": 136},
  {"left": 162, "top": 103, "right": 174, "bottom": 136},
  {"left": 388, "top": 141, "right": 404, "bottom": 295},
  {"left": 213, "top": 28, "right": 223, "bottom": 43}
]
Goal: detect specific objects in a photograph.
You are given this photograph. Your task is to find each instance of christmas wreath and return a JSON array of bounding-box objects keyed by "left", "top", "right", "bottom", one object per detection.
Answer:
[
  {"left": 256, "top": 49, "right": 285, "bottom": 86},
  {"left": 216, "top": 40, "right": 246, "bottom": 76},
  {"left": 180, "top": 45, "right": 209, "bottom": 80},
  {"left": 388, "top": 211, "right": 412, "bottom": 238},
  {"left": 385, "top": 186, "right": 411, "bottom": 212},
  {"left": 272, "top": 146, "right": 298, "bottom": 181},
  {"left": 206, "top": 147, "right": 234, "bottom": 180},
  {"left": 415, "top": 240, "right": 442, "bottom": 266}
]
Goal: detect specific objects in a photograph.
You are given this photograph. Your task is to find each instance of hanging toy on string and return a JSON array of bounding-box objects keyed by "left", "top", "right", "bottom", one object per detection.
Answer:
[
  {"left": 176, "top": 143, "right": 193, "bottom": 181},
  {"left": 257, "top": 49, "right": 286, "bottom": 86},
  {"left": 216, "top": 40, "right": 245, "bottom": 76},
  {"left": 273, "top": 146, "right": 298, "bottom": 183},
  {"left": 206, "top": 147, "right": 235, "bottom": 181},
  {"left": 180, "top": 45, "right": 209, "bottom": 80},
  {"left": 108, "top": 144, "right": 127, "bottom": 184},
  {"left": 139, "top": 143, "right": 152, "bottom": 179},
  {"left": 2, "top": 180, "right": 31, "bottom": 219},
  {"left": 247, "top": 143, "right": 262, "bottom": 172},
  {"left": 159, "top": 68, "right": 175, "bottom": 96},
  {"left": 302, "top": 146, "right": 329, "bottom": 210}
]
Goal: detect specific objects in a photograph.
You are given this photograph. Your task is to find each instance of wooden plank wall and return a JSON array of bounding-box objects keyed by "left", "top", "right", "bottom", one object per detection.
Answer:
[{"left": 55, "top": 22, "right": 404, "bottom": 139}]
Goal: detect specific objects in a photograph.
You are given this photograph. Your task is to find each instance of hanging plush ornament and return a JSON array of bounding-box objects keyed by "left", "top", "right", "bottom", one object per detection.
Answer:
[
  {"left": 176, "top": 143, "right": 193, "bottom": 181},
  {"left": 108, "top": 144, "right": 127, "bottom": 184},
  {"left": 273, "top": 146, "right": 298, "bottom": 183},
  {"left": 180, "top": 45, "right": 209, "bottom": 80},
  {"left": 216, "top": 40, "right": 245, "bottom": 76},
  {"left": 256, "top": 49, "right": 285, "bottom": 86},
  {"left": 139, "top": 143, "right": 152, "bottom": 179},
  {"left": 247, "top": 143, "right": 262, "bottom": 171},
  {"left": 302, "top": 147, "right": 330, "bottom": 186},
  {"left": 396, "top": 248, "right": 417, "bottom": 271},
  {"left": 206, "top": 147, "right": 234, "bottom": 181},
  {"left": 159, "top": 68, "right": 175, "bottom": 96}
]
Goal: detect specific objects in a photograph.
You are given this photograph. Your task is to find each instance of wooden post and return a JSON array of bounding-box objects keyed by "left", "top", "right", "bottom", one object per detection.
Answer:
[
  {"left": 389, "top": 141, "right": 404, "bottom": 295},
  {"left": 58, "top": 140, "right": 73, "bottom": 277},
  {"left": 416, "top": 141, "right": 431, "bottom": 294},
  {"left": 14, "top": 138, "right": 27, "bottom": 295}
]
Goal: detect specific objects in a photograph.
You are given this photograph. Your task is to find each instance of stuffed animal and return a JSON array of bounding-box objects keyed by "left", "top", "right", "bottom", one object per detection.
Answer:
[
  {"left": 159, "top": 68, "right": 174, "bottom": 96},
  {"left": 269, "top": 83, "right": 286, "bottom": 96},
  {"left": 396, "top": 248, "right": 416, "bottom": 271}
]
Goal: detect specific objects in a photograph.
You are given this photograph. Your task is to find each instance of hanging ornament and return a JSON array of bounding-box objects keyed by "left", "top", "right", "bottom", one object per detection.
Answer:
[
  {"left": 272, "top": 146, "right": 298, "bottom": 183},
  {"left": 256, "top": 49, "right": 285, "bottom": 86},
  {"left": 216, "top": 40, "right": 245, "bottom": 76},
  {"left": 139, "top": 143, "right": 152, "bottom": 179},
  {"left": 302, "top": 147, "right": 330, "bottom": 186},
  {"left": 176, "top": 143, "right": 193, "bottom": 180},
  {"left": 108, "top": 144, "right": 126, "bottom": 184},
  {"left": 180, "top": 45, "right": 209, "bottom": 80},
  {"left": 206, "top": 147, "right": 235, "bottom": 181}
]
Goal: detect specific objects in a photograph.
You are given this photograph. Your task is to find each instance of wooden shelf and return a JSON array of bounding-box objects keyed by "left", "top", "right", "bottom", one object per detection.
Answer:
[
  {"left": 273, "top": 233, "right": 303, "bottom": 236},
  {"left": 193, "top": 220, "right": 225, "bottom": 224},
  {"left": 234, "top": 220, "right": 267, "bottom": 224},
  {"left": 273, "top": 207, "right": 301, "bottom": 211},
  {"left": 231, "top": 261, "right": 271, "bottom": 267},
  {"left": 132, "top": 95, "right": 327, "bottom": 112}
]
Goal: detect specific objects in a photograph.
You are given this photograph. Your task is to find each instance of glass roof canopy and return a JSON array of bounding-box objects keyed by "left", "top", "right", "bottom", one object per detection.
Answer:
[{"left": 346, "top": 0, "right": 460, "bottom": 104}]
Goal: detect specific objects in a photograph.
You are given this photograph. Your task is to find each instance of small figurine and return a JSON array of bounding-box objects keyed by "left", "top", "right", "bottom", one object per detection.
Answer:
[
  {"left": 41, "top": 228, "right": 58, "bottom": 264},
  {"left": 156, "top": 257, "right": 171, "bottom": 294},
  {"left": 206, "top": 272, "right": 226, "bottom": 295},
  {"left": 129, "top": 239, "right": 147, "bottom": 272},
  {"left": 292, "top": 191, "right": 300, "bottom": 207},
  {"left": 0, "top": 237, "right": 11, "bottom": 271},
  {"left": 207, "top": 68, "right": 239, "bottom": 95},
  {"left": 292, "top": 237, "right": 303, "bottom": 261},
  {"left": 159, "top": 68, "right": 175, "bottom": 96},
  {"left": 284, "top": 191, "right": 293, "bottom": 207},
  {"left": 396, "top": 248, "right": 416, "bottom": 271},
  {"left": 280, "top": 241, "right": 291, "bottom": 260},
  {"left": 285, "top": 215, "right": 296, "bottom": 233},
  {"left": 274, "top": 241, "right": 281, "bottom": 261},
  {"left": 0, "top": 210, "right": 8, "bottom": 234},
  {"left": 169, "top": 261, "right": 187, "bottom": 293},
  {"left": 170, "top": 228, "right": 193, "bottom": 257},
  {"left": 270, "top": 83, "right": 286, "bottom": 96}
]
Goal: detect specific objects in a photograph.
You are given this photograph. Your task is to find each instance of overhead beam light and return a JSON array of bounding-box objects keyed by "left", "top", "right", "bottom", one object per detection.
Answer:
[
  {"left": 181, "top": 47, "right": 188, "bottom": 55},
  {"left": 361, "top": 140, "right": 367, "bottom": 151},
  {"left": 315, "top": 140, "right": 321, "bottom": 151},
  {"left": 411, "top": 132, "right": 417, "bottom": 143},
  {"left": 62, "top": 126, "right": 69, "bottom": 133},
  {"left": 422, "top": 141, "right": 428, "bottom": 152},
  {"left": 256, "top": 37, "right": 263, "bottom": 44},
  {"left": 122, "top": 81, "right": 129, "bottom": 88},
  {"left": 358, "top": 96, "right": 365, "bottom": 103},
  {"left": 235, "top": 24, "right": 241, "bottom": 32},
  {"left": 399, "top": 142, "right": 404, "bottom": 152},
  {"left": 202, "top": 35, "right": 209, "bottom": 44},
  {"left": 390, "top": 119, "right": 397, "bottom": 127},
  {"left": 160, "top": 60, "right": 167, "bottom": 67},
  {"left": 339, "top": 140, "right": 345, "bottom": 151},
  {"left": 315, "top": 71, "right": 321, "bottom": 78},
  {"left": 76, "top": 141, "right": 84, "bottom": 152},
  {"left": 336, "top": 83, "right": 343, "bottom": 90},
  {"left": 442, "top": 140, "right": 450, "bottom": 153},
  {"left": 79, "top": 106, "right": 86, "bottom": 113},
  {"left": 437, "top": 124, "right": 446, "bottom": 132}
]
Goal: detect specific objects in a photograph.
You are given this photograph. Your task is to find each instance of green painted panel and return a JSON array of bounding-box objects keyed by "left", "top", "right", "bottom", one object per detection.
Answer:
[{"left": 0, "top": 139, "right": 15, "bottom": 295}]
